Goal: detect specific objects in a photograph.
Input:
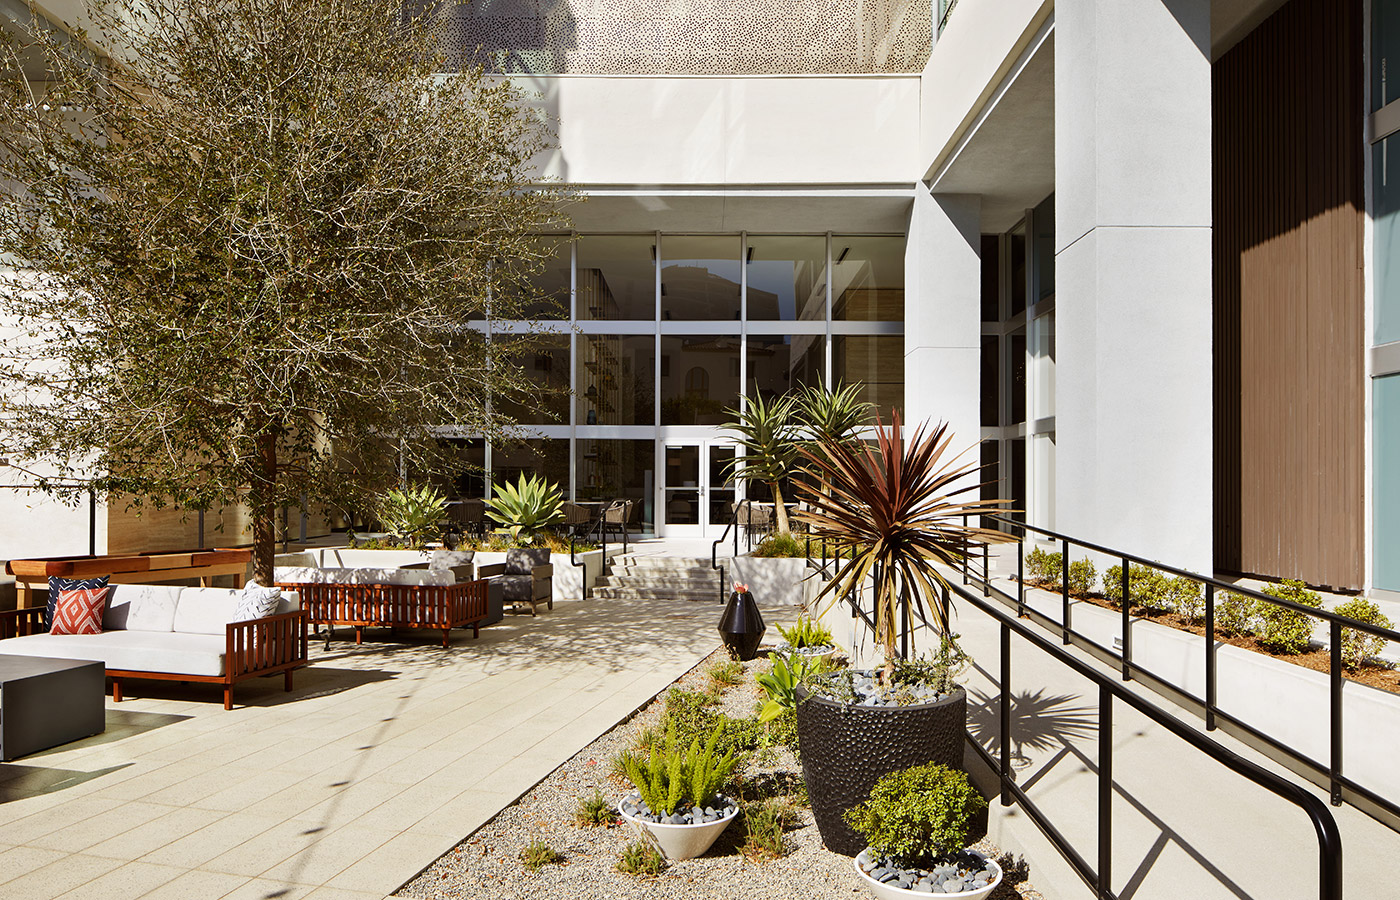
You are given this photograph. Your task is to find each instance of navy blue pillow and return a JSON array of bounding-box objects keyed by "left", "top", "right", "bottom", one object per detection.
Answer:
[{"left": 47, "top": 576, "right": 110, "bottom": 630}]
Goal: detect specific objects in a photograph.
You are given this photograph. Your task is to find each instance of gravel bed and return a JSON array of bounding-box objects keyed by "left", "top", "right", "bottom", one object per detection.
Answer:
[{"left": 397, "top": 648, "right": 1044, "bottom": 900}]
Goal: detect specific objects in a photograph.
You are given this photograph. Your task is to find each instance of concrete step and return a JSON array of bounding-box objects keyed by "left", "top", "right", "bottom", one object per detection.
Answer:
[
  {"left": 594, "top": 579, "right": 720, "bottom": 592},
  {"left": 609, "top": 556, "right": 713, "bottom": 569},
  {"left": 596, "top": 571, "right": 716, "bottom": 585},
  {"left": 591, "top": 586, "right": 722, "bottom": 601}
]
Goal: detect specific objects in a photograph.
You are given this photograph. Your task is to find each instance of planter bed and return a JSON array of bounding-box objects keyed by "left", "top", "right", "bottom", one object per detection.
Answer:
[{"left": 398, "top": 649, "right": 1042, "bottom": 900}]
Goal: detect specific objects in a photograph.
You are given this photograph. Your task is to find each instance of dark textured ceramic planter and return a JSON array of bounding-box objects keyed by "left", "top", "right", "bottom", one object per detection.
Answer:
[
  {"left": 717, "top": 591, "right": 765, "bottom": 660},
  {"left": 794, "top": 684, "right": 967, "bottom": 856}
]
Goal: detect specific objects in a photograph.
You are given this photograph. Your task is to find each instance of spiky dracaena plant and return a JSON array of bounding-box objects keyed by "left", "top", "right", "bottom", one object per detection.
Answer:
[
  {"left": 795, "top": 412, "right": 1015, "bottom": 682},
  {"left": 484, "top": 473, "right": 564, "bottom": 542},
  {"left": 723, "top": 392, "right": 801, "bottom": 534}
]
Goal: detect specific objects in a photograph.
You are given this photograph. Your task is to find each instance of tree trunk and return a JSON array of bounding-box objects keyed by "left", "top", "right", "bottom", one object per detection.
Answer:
[
  {"left": 249, "top": 429, "right": 278, "bottom": 585},
  {"left": 772, "top": 481, "right": 790, "bottom": 535}
]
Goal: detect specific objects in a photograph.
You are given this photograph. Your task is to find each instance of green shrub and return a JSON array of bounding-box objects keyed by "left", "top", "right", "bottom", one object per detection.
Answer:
[
  {"left": 777, "top": 616, "right": 834, "bottom": 649},
  {"left": 619, "top": 721, "right": 737, "bottom": 815},
  {"left": 574, "top": 788, "right": 615, "bottom": 827},
  {"left": 1025, "top": 546, "right": 1061, "bottom": 585},
  {"left": 760, "top": 708, "right": 800, "bottom": 754},
  {"left": 1167, "top": 577, "right": 1205, "bottom": 623},
  {"left": 1067, "top": 558, "right": 1098, "bottom": 596},
  {"left": 616, "top": 841, "right": 666, "bottom": 876},
  {"left": 740, "top": 798, "right": 792, "bottom": 861},
  {"left": 752, "top": 533, "right": 807, "bottom": 558},
  {"left": 844, "top": 762, "right": 988, "bottom": 865},
  {"left": 1216, "top": 591, "right": 1256, "bottom": 635},
  {"left": 519, "top": 840, "right": 562, "bottom": 871},
  {"left": 1103, "top": 564, "right": 1173, "bottom": 612},
  {"left": 1257, "top": 579, "right": 1322, "bottom": 654},
  {"left": 1334, "top": 599, "right": 1394, "bottom": 670}
]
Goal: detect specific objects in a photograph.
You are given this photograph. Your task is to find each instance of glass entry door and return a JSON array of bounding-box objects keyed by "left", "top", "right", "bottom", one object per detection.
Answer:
[{"left": 661, "top": 442, "right": 736, "bottom": 537}]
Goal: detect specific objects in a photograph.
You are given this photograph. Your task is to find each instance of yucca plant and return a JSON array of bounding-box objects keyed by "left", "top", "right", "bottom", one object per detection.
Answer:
[
  {"left": 484, "top": 473, "right": 564, "bottom": 542},
  {"left": 723, "top": 392, "right": 801, "bottom": 534},
  {"left": 795, "top": 380, "right": 874, "bottom": 450},
  {"left": 795, "top": 412, "right": 1014, "bottom": 682},
  {"left": 372, "top": 484, "right": 449, "bottom": 549}
]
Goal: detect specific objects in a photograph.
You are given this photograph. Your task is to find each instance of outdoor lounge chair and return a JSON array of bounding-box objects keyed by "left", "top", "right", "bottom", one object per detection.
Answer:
[{"left": 479, "top": 548, "right": 553, "bottom": 616}]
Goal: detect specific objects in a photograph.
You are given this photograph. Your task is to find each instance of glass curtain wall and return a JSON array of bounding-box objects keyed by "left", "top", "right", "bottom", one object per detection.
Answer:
[
  {"left": 1374, "top": 6, "right": 1400, "bottom": 591},
  {"left": 464, "top": 233, "right": 905, "bottom": 535}
]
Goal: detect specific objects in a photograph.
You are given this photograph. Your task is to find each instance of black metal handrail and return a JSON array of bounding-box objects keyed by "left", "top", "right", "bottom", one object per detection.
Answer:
[
  {"left": 569, "top": 500, "right": 623, "bottom": 599},
  {"left": 711, "top": 499, "right": 756, "bottom": 604},
  {"left": 984, "top": 513, "right": 1400, "bottom": 820},
  {"left": 948, "top": 576, "right": 1344, "bottom": 900}
]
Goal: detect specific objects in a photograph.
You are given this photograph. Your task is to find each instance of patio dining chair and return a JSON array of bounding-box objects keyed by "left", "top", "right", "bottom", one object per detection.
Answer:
[{"left": 561, "top": 501, "right": 595, "bottom": 538}]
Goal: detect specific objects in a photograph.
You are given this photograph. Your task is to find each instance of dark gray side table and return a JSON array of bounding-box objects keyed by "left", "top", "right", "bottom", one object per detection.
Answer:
[{"left": 0, "top": 655, "right": 106, "bottom": 760}]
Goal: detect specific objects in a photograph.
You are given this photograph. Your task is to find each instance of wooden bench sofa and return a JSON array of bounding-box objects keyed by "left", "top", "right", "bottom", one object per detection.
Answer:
[
  {"left": 0, "top": 552, "right": 308, "bottom": 710},
  {"left": 275, "top": 577, "right": 489, "bottom": 648}
]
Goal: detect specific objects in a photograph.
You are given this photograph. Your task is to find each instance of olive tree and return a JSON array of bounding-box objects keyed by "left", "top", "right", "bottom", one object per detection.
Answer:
[{"left": 0, "top": 0, "right": 567, "bottom": 581}]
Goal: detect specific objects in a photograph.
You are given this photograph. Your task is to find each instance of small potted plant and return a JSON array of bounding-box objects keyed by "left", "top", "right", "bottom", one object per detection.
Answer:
[
  {"left": 616, "top": 722, "right": 741, "bottom": 860},
  {"left": 847, "top": 761, "right": 1001, "bottom": 899},
  {"left": 793, "top": 413, "right": 1014, "bottom": 855}
]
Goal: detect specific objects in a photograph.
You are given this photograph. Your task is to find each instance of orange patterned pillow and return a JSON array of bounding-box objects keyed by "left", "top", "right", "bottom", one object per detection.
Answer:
[{"left": 50, "top": 586, "right": 110, "bottom": 635}]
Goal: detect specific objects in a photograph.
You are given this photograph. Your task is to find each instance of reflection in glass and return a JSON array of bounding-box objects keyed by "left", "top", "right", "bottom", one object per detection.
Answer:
[
  {"left": 1033, "top": 195, "right": 1055, "bottom": 303},
  {"left": 661, "top": 235, "right": 741, "bottom": 320},
  {"left": 980, "top": 235, "right": 1000, "bottom": 322},
  {"left": 748, "top": 335, "right": 824, "bottom": 403},
  {"left": 833, "top": 335, "right": 903, "bottom": 418},
  {"left": 577, "top": 234, "right": 656, "bottom": 320},
  {"left": 494, "top": 334, "right": 570, "bottom": 425},
  {"left": 1009, "top": 332, "right": 1026, "bottom": 425},
  {"left": 1010, "top": 224, "right": 1027, "bottom": 317},
  {"left": 664, "top": 444, "right": 701, "bottom": 525},
  {"left": 577, "top": 439, "right": 654, "bottom": 531},
  {"left": 831, "top": 235, "right": 904, "bottom": 321},
  {"left": 660, "top": 335, "right": 739, "bottom": 425},
  {"left": 980, "top": 335, "right": 999, "bottom": 427},
  {"left": 577, "top": 335, "right": 655, "bottom": 426},
  {"left": 443, "top": 439, "right": 486, "bottom": 499},
  {"left": 491, "top": 439, "right": 569, "bottom": 494},
  {"left": 501, "top": 236, "right": 570, "bottom": 320},
  {"left": 746, "top": 235, "right": 826, "bottom": 321},
  {"left": 1031, "top": 312, "right": 1055, "bottom": 420},
  {"left": 709, "top": 445, "right": 735, "bottom": 526},
  {"left": 979, "top": 440, "right": 1000, "bottom": 528}
]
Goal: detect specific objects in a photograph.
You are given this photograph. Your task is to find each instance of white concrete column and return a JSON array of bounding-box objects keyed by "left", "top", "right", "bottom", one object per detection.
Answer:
[
  {"left": 904, "top": 191, "right": 981, "bottom": 454},
  {"left": 1054, "top": 0, "right": 1213, "bottom": 571}
]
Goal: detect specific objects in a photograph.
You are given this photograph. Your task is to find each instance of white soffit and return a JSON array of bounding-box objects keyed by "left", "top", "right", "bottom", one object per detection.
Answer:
[
  {"left": 557, "top": 188, "right": 915, "bottom": 234},
  {"left": 927, "top": 27, "right": 1055, "bottom": 234}
]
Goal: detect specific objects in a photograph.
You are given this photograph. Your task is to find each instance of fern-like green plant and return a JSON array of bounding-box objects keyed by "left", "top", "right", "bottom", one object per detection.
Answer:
[
  {"left": 619, "top": 721, "right": 737, "bottom": 815},
  {"left": 484, "top": 473, "right": 564, "bottom": 541},
  {"left": 372, "top": 484, "right": 448, "bottom": 549},
  {"left": 777, "top": 616, "right": 833, "bottom": 649}
]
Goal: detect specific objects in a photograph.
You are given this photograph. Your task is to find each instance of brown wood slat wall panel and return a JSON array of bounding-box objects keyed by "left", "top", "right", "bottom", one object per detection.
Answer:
[{"left": 1213, "top": 0, "right": 1364, "bottom": 590}]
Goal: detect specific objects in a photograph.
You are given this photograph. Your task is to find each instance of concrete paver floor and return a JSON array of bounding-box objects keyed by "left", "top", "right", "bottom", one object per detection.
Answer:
[{"left": 0, "top": 596, "right": 725, "bottom": 900}]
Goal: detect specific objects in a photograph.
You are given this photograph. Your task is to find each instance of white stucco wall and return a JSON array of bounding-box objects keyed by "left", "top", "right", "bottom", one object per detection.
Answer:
[
  {"left": 919, "top": 0, "right": 1053, "bottom": 179},
  {"left": 519, "top": 75, "right": 921, "bottom": 186}
]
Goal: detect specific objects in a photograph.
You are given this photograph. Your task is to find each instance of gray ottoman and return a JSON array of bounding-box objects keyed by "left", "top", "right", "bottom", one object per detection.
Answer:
[{"left": 0, "top": 655, "right": 106, "bottom": 760}]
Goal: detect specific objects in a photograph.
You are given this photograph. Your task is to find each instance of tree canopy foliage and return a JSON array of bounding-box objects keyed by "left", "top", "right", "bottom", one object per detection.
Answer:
[{"left": 0, "top": 0, "right": 567, "bottom": 579}]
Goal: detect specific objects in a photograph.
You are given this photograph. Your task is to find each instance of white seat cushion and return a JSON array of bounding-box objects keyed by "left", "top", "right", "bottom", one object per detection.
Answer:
[
  {"left": 172, "top": 587, "right": 241, "bottom": 635},
  {"left": 0, "top": 631, "right": 226, "bottom": 677},
  {"left": 104, "top": 584, "right": 183, "bottom": 632}
]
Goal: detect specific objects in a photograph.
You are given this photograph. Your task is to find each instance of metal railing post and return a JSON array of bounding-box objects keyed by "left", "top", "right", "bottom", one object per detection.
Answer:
[
  {"left": 1016, "top": 537, "right": 1025, "bottom": 616},
  {"left": 1061, "top": 539, "right": 1071, "bottom": 644},
  {"left": 1000, "top": 621, "right": 1012, "bottom": 807},
  {"left": 983, "top": 543, "right": 990, "bottom": 596},
  {"left": 1120, "top": 556, "right": 1132, "bottom": 681},
  {"left": 1098, "top": 686, "right": 1113, "bottom": 900},
  {"left": 718, "top": 562, "right": 726, "bottom": 605},
  {"left": 1205, "top": 583, "right": 1217, "bottom": 731},
  {"left": 1330, "top": 620, "right": 1343, "bottom": 807}
]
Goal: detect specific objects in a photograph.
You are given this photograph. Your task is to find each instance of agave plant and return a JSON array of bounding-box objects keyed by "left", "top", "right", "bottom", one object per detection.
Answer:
[
  {"left": 373, "top": 484, "right": 449, "bottom": 549},
  {"left": 722, "top": 392, "right": 801, "bottom": 534},
  {"left": 795, "top": 412, "right": 1014, "bottom": 681},
  {"left": 485, "top": 473, "right": 564, "bottom": 542}
]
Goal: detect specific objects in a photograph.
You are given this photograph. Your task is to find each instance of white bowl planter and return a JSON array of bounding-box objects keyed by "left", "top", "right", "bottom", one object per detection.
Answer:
[
  {"left": 854, "top": 849, "right": 1002, "bottom": 900},
  {"left": 617, "top": 795, "right": 738, "bottom": 861}
]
